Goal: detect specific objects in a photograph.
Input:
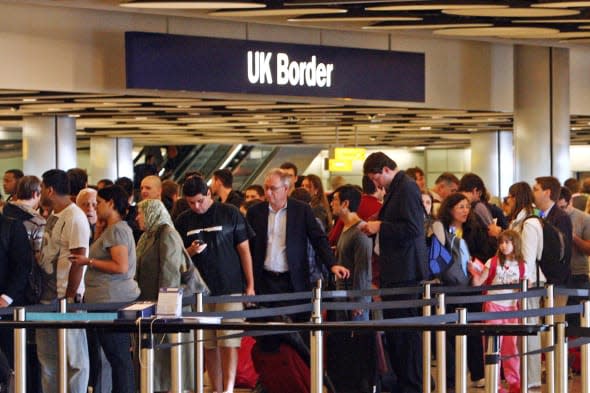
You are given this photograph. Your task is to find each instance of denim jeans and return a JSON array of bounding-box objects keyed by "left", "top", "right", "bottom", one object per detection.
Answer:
[
  {"left": 94, "top": 330, "right": 135, "bottom": 393},
  {"left": 36, "top": 328, "right": 89, "bottom": 393}
]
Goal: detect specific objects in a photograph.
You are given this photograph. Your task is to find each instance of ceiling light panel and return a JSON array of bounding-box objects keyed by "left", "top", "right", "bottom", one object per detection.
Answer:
[
  {"left": 442, "top": 7, "right": 579, "bottom": 18},
  {"left": 367, "top": 3, "right": 508, "bottom": 11},
  {"left": 120, "top": 1, "right": 266, "bottom": 9},
  {"left": 210, "top": 7, "right": 345, "bottom": 16},
  {"left": 434, "top": 26, "right": 560, "bottom": 37},
  {"left": 364, "top": 23, "right": 492, "bottom": 30}
]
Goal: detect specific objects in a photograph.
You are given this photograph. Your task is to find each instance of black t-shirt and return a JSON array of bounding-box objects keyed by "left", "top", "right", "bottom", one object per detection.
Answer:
[{"left": 175, "top": 202, "right": 250, "bottom": 295}]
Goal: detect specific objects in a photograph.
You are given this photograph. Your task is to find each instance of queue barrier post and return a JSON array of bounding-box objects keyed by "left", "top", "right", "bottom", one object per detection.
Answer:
[
  {"left": 13, "top": 307, "right": 26, "bottom": 393},
  {"left": 519, "top": 279, "right": 528, "bottom": 393},
  {"left": 435, "top": 293, "right": 446, "bottom": 393},
  {"left": 194, "top": 292, "right": 204, "bottom": 393},
  {"left": 555, "top": 322, "right": 568, "bottom": 393},
  {"left": 484, "top": 336, "right": 500, "bottom": 393},
  {"left": 545, "top": 284, "right": 555, "bottom": 393},
  {"left": 170, "top": 332, "right": 182, "bottom": 393},
  {"left": 140, "top": 333, "right": 154, "bottom": 393},
  {"left": 310, "top": 280, "right": 323, "bottom": 393},
  {"left": 58, "top": 298, "right": 67, "bottom": 393},
  {"left": 455, "top": 308, "right": 467, "bottom": 393},
  {"left": 422, "top": 283, "right": 432, "bottom": 393},
  {"left": 581, "top": 300, "right": 590, "bottom": 393}
]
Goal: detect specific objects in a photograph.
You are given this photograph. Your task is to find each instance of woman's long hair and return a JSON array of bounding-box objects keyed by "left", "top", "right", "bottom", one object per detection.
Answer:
[
  {"left": 508, "top": 182, "right": 535, "bottom": 221},
  {"left": 437, "top": 192, "right": 469, "bottom": 229}
]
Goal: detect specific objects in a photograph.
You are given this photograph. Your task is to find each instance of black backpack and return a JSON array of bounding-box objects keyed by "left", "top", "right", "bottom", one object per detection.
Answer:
[
  {"left": 0, "top": 217, "right": 43, "bottom": 305},
  {"left": 524, "top": 216, "right": 568, "bottom": 285}
]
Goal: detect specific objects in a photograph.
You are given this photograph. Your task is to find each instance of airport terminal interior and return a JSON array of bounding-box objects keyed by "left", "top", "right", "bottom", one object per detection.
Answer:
[{"left": 5, "top": 1, "right": 590, "bottom": 393}]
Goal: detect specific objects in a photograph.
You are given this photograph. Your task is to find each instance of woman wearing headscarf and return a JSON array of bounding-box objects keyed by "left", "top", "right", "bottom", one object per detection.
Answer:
[{"left": 135, "top": 198, "right": 195, "bottom": 392}]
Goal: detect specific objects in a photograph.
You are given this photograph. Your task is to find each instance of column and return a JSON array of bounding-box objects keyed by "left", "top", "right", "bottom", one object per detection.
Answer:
[
  {"left": 471, "top": 130, "right": 513, "bottom": 198},
  {"left": 514, "top": 45, "right": 570, "bottom": 184},
  {"left": 89, "top": 137, "right": 134, "bottom": 184},
  {"left": 22, "top": 116, "right": 76, "bottom": 176}
]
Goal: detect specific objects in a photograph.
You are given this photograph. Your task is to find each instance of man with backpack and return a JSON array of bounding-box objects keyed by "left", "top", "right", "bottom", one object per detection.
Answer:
[
  {"left": 0, "top": 206, "right": 34, "bottom": 387},
  {"left": 533, "top": 176, "right": 573, "bottom": 321}
]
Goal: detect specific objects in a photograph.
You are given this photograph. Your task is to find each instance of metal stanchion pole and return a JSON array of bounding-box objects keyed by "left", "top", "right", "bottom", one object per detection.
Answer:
[
  {"left": 194, "top": 292, "right": 204, "bottom": 393},
  {"left": 140, "top": 333, "right": 154, "bottom": 393},
  {"left": 455, "top": 308, "right": 467, "bottom": 393},
  {"left": 310, "top": 280, "right": 323, "bottom": 393},
  {"left": 435, "top": 293, "right": 446, "bottom": 393},
  {"left": 581, "top": 300, "right": 590, "bottom": 393},
  {"left": 13, "top": 307, "right": 26, "bottom": 393},
  {"left": 422, "top": 284, "right": 432, "bottom": 393},
  {"left": 170, "top": 332, "right": 182, "bottom": 393},
  {"left": 58, "top": 298, "right": 67, "bottom": 393},
  {"left": 520, "top": 279, "right": 528, "bottom": 393},
  {"left": 545, "top": 284, "right": 555, "bottom": 393},
  {"left": 555, "top": 322, "right": 568, "bottom": 393},
  {"left": 484, "top": 336, "right": 500, "bottom": 393}
]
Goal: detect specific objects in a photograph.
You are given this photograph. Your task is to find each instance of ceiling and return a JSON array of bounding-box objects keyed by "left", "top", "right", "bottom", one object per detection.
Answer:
[{"left": 3, "top": 1, "right": 590, "bottom": 151}]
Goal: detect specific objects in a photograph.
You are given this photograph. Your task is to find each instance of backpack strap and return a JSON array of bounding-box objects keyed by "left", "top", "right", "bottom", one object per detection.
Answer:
[{"left": 485, "top": 255, "right": 498, "bottom": 286}]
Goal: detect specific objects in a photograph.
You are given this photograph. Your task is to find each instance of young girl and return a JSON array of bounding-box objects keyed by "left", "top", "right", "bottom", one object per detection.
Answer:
[{"left": 470, "top": 229, "right": 527, "bottom": 393}]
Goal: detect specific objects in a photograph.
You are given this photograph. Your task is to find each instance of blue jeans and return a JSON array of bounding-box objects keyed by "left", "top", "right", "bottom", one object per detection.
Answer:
[
  {"left": 36, "top": 328, "right": 89, "bottom": 393},
  {"left": 94, "top": 330, "right": 135, "bottom": 393}
]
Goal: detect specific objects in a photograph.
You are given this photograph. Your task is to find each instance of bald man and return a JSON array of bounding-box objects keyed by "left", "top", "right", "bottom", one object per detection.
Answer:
[{"left": 140, "top": 175, "right": 162, "bottom": 200}]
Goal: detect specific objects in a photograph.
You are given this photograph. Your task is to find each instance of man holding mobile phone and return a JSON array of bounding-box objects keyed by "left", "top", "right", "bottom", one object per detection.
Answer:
[{"left": 174, "top": 175, "right": 254, "bottom": 393}]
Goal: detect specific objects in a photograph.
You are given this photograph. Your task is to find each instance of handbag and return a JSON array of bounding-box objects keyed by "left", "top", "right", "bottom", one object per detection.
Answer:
[
  {"left": 180, "top": 248, "right": 210, "bottom": 296},
  {"left": 154, "top": 223, "right": 210, "bottom": 296}
]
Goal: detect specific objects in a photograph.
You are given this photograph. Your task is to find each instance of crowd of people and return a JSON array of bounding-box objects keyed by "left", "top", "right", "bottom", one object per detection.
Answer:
[{"left": 0, "top": 151, "right": 586, "bottom": 393}]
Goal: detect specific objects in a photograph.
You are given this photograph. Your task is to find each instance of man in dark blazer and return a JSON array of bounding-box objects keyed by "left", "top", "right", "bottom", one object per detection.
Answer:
[
  {"left": 246, "top": 168, "right": 349, "bottom": 296},
  {"left": 360, "top": 152, "right": 428, "bottom": 393}
]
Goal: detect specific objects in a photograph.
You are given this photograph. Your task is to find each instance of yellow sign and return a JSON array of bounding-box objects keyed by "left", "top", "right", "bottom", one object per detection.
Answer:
[
  {"left": 328, "top": 159, "right": 353, "bottom": 172},
  {"left": 334, "top": 147, "right": 366, "bottom": 161}
]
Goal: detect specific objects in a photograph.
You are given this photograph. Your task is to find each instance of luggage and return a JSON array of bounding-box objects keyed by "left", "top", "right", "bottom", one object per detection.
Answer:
[
  {"left": 235, "top": 336, "right": 259, "bottom": 389},
  {"left": 251, "top": 341, "right": 310, "bottom": 393}
]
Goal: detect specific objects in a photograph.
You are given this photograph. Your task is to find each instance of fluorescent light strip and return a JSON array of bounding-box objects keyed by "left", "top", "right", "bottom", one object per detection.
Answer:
[
  {"left": 210, "top": 7, "right": 346, "bottom": 16},
  {"left": 120, "top": 1, "right": 265, "bottom": 9}
]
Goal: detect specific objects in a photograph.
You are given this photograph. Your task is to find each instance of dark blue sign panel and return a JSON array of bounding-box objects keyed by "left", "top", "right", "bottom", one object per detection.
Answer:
[{"left": 125, "top": 31, "right": 425, "bottom": 102}]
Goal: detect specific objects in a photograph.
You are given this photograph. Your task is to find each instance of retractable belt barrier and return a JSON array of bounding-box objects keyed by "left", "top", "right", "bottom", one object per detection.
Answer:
[{"left": 5, "top": 281, "right": 590, "bottom": 393}]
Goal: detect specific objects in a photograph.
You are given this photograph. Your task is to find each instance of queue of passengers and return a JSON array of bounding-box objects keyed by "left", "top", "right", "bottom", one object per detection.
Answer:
[{"left": 0, "top": 153, "right": 586, "bottom": 393}]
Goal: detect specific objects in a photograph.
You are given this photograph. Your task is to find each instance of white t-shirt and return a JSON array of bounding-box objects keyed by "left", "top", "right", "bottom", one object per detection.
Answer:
[
  {"left": 39, "top": 203, "right": 90, "bottom": 302},
  {"left": 485, "top": 257, "right": 528, "bottom": 308}
]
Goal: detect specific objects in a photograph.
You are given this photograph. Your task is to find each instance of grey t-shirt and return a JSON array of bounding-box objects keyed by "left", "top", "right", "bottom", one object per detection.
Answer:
[
  {"left": 335, "top": 221, "right": 372, "bottom": 304},
  {"left": 568, "top": 208, "right": 590, "bottom": 276},
  {"left": 85, "top": 221, "right": 140, "bottom": 303}
]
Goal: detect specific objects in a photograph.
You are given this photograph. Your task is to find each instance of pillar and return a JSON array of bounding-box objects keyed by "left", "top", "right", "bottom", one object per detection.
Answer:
[
  {"left": 514, "top": 45, "right": 570, "bottom": 184},
  {"left": 22, "top": 116, "right": 76, "bottom": 176},
  {"left": 89, "top": 137, "right": 134, "bottom": 184},
  {"left": 471, "top": 131, "right": 513, "bottom": 198}
]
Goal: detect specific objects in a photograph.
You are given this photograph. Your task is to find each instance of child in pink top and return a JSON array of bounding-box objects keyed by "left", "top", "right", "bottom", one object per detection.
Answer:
[{"left": 470, "top": 229, "right": 527, "bottom": 393}]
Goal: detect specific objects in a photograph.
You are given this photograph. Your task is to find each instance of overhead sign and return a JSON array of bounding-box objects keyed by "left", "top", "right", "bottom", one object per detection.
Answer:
[
  {"left": 125, "top": 32, "right": 425, "bottom": 102},
  {"left": 334, "top": 147, "right": 366, "bottom": 161}
]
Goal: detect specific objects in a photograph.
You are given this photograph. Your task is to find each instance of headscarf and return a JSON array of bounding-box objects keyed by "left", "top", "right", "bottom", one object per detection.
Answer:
[
  {"left": 137, "top": 199, "right": 173, "bottom": 232},
  {"left": 136, "top": 199, "right": 174, "bottom": 257}
]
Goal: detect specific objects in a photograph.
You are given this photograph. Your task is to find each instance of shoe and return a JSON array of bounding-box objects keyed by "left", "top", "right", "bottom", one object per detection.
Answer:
[{"left": 471, "top": 378, "right": 485, "bottom": 388}]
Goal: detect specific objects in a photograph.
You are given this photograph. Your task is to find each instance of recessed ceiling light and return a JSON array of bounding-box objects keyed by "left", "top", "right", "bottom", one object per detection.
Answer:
[
  {"left": 210, "top": 7, "right": 345, "bottom": 17},
  {"left": 434, "top": 26, "right": 560, "bottom": 37},
  {"left": 513, "top": 19, "right": 590, "bottom": 23},
  {"left": 443, "top": 7, "right": 579, "bottom": 18},
  {"left": 367, "top": 4, "right": 508, "bottom": 11},
  {"left": 532, "top": 1, "right": 590, "bottom": 8},
  {"left": 364, "top": 23, "right": 492, "bottom": 30},
  {"left": 22, "top": 98, "right": 36, "bottom": 102},
  {"left": 120, "top": 1, "right": 265, "bottom": 9},
  {"left": 290, "top": 15, "right": 421, "bottom": 23},
  {"left": 521, "top": 31, "right": 590, "bottom": 38}
]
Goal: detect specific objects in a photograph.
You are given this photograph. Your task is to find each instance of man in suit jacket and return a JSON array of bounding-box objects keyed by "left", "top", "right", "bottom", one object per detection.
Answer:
[
  {"left": 360, "top": 152, "right": 428, "bottom": 393},
  {"left": 533, "top": 176, "right": 573, "bottom": 322},
  {"left": 247, "top": 168, "right": 349, "bottom": 296}
]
